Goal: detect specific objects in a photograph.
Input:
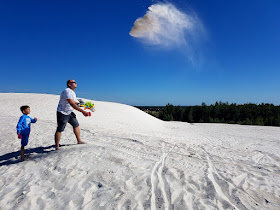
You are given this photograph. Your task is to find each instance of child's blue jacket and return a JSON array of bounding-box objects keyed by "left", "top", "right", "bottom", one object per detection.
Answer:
[{"left": 16, "top": 115, "right": 37, "bottom": 135}]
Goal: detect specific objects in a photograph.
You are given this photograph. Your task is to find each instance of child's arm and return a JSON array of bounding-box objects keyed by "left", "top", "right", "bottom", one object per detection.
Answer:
[
  {"left": 31, "top": 117, "right": 37, "bottom": 123},
  {"left": 16, "top": 116, "right": 24, "bottom": 135}
]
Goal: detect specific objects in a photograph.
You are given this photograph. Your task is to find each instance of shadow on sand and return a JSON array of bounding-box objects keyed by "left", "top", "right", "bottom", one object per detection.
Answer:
[{"left": 0, "top": 144, "right": 72, "bottom": 166}]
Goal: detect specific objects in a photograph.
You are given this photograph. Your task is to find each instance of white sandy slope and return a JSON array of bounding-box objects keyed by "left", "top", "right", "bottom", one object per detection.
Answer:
[{"left": 0, "top": 93, "right": 280, "bottom": 210}]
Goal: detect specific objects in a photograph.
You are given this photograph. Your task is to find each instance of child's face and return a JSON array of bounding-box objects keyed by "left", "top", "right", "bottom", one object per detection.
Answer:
[{"left": 23, "top": 108, "right": 30, "bottom": 115}]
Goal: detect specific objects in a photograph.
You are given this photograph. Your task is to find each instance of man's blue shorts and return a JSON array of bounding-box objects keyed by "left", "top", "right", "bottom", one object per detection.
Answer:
[{"left": 21, "top": 134, "right": 29, "bottom": 146}]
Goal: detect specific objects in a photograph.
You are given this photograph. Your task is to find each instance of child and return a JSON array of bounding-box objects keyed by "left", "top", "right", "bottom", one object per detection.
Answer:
[{"left": 16, "top": 105, "right": 37, "bottom": 161}]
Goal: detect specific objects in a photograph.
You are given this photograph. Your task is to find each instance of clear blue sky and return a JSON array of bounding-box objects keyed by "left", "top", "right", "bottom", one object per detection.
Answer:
[{"left": 1, "top": 0, "right": 279, "bottom": 106}]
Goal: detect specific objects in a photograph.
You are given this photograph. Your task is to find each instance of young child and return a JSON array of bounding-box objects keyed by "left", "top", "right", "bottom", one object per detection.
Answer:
[{"left": 16, "top": 105, "right": 37, "bottom": 161}]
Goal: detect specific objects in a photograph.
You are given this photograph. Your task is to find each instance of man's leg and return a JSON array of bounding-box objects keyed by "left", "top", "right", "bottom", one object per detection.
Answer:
[
  {"left": 73, "top": 126, "right": 86, "bottom": 144},
  {"left": 55, "top": 131, "right": 62, "bottom": 149},
  {"left": 55, "top": 111, "right": 68, "bottom": 150}
]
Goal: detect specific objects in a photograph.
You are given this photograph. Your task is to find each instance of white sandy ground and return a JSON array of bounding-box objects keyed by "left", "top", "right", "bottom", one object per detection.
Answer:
[{"left": 0, "top": 93, "right": 280, "bottom": 210}]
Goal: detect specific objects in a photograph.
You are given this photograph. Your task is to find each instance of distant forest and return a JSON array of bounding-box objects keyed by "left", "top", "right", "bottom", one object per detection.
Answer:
[{"left": 136, "top": 102, "right": 280, "bottom": 127}]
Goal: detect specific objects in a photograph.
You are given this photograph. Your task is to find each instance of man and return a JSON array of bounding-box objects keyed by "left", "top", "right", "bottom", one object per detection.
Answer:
[{"left": 55, "top": 79, "right": 89, "bottom": 150}]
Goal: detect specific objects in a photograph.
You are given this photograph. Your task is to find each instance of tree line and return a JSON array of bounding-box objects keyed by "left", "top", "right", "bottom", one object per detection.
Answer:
[{"left": 136, "top": 102, "right": 280, "bottom": 126}]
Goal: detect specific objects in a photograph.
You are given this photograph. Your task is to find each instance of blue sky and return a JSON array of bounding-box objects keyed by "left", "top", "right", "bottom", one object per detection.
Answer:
[{"left": 0, "top": 0, "right": 279, "bottom": 106}]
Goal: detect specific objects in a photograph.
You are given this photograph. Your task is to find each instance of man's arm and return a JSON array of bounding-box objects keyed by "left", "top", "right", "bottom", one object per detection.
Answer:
[{"left": 67, "top": 99, "right": 88, "bottom": 116}]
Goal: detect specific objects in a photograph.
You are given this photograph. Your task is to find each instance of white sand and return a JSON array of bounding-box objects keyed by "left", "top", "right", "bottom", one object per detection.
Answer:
[{"left": 0, "top": 93, "right": 280, "bottom": 210}]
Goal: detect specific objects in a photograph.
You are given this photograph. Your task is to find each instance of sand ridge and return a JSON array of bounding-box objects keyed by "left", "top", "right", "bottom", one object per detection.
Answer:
[{"left": 0, "top": 93, "right": 280, "bottom": 209}]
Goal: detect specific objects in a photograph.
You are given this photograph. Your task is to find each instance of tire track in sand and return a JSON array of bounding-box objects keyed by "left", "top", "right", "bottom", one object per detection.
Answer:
[
  {"left": 206, "top": 153, "right": 240, "bottom": 209},
  {"left": 151, "top": 143, "right": 176, "bottom": 210},
  {"left": 201, "top": 146, "right": 266, "bottom": 209}
]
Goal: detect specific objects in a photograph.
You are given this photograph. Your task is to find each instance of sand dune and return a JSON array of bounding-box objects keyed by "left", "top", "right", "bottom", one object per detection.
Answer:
[{"left": 0, "top": 93, "right": 280, "bottom": 209}]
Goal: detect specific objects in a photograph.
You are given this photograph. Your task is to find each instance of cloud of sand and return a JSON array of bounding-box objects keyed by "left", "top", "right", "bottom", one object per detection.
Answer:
[{"left": 130, "top": 3, "right": 205, "bottom": 64}]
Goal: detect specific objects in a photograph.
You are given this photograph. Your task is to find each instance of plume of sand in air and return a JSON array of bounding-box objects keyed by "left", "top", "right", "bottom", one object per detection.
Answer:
[{"left": 130, "top": 3, "right": 205, "bottom": 64}]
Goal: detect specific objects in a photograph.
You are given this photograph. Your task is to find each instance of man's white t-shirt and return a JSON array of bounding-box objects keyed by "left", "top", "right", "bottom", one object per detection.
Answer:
[{"left": 57, "top": 88, "right": 78, "bottom": 115}]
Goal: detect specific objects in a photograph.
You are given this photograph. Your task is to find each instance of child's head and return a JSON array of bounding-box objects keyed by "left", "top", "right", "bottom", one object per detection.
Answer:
[{"left": 20, "top": 105, "right": 30, "bottom": 115}]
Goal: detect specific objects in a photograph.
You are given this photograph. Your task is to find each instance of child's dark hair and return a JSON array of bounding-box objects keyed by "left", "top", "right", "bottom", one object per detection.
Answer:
[{"left": 20, "top": 105, "right": 30, "bottom": 113}]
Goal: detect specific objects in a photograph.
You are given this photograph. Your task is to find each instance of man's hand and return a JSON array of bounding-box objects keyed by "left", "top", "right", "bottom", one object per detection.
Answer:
[
  {"left": 82, "top": 110, "right": 90, "bottom": 117},
  {"left": 34, "top": 117, "right": 38, "bottom": 121},
  {"left": 67, "top": 99, "right": 90, "bottom": 117},
  {"left": 18, "top": 133, "right": 22, "bottom": 139}
]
